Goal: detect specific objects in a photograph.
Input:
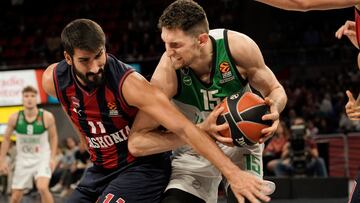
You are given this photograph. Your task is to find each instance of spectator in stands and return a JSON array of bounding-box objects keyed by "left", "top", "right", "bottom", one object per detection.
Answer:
[
  {"left": 263, "top": 121, "right": 290, "bottom": 176},
  {"left": 273, "top": 117, "right": 328, "bottom": 177},
  {"left": 50, "top": 137, "right": 78, "bottom": 197},
  {"left": 70, "top": 142, "right": 91, "bottom": 190}
]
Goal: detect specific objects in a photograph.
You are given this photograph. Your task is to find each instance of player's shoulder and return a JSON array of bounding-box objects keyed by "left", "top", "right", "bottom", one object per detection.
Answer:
[
  {"left": 43, "top": 62, "right": 59, "bottom": 78},
  {"left": 227, "top": 30, "right": 254, "bottom": 45},
  {"left": 42, "top": 109, "right": 55, "bottom": 120},
  {"left": 7, "top": 111, "right": 20, "bottom": 126}
]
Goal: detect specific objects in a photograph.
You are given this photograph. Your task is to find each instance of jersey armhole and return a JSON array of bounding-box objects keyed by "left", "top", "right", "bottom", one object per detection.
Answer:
[
  {"left": 173, "top": 70, "right": 183, "bottom": 98},
  {"left": 52, "top": 63, "right": 62, "bottom": 102},
  {"left": 223, "top": 29, "right": 248, "bottom": 87},
  {"left": 118, "top": 69, "right": 135, "bottom": 110}
]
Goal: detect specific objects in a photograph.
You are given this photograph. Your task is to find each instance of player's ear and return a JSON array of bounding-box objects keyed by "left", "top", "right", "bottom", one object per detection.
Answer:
[
  {"left": 64, "top": 51, "right": 72, "bottom": 65},
  {"left": 198, "top": 33, "right": 209, "bottom": 47}
]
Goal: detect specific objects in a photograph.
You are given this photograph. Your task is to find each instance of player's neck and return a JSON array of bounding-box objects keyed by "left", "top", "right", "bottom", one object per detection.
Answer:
[
  {"left": 191, "top": 40, "right": 213, "bottom": 78},
  {"left": 23, "top": 107, "right": 38, "bottom": 120}
]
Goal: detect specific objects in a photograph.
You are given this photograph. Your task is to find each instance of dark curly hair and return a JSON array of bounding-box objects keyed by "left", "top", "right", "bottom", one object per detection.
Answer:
[
  {"left": 158, "top": 0, "right": 209, "bottom": 36},
  {"left": 61, "top": 19, "right": 105, "bottom": 57}
]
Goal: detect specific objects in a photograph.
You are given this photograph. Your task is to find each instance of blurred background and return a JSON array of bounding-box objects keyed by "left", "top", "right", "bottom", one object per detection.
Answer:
[{"left": 0, "top": 0, "right": 359, "bottom": 202}]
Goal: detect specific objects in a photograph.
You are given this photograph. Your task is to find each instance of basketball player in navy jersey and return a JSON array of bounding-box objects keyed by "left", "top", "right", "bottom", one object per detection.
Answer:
[
  {"left": 42, "top": 18, "right": 272, "bottom": 203},
  {"left": 128, "top": 1, "right": 287, "bottom": 203}
]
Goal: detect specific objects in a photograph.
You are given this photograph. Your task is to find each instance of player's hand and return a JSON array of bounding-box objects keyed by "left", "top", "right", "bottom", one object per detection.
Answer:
[
  {"left": 335, "top": 20, "right": 359, "bottom": 49},
  {"left": 49, "top": 159, "right": 56, "bottom": 172},
  {"left": 228, "top": 170, "right": 271, "bottom": 203},
  {"left": 197, "top": 105, "right": 233, "bottom": 146},
  {"left": 0, "top": 161, "right": 9, "bottom": 175},
  {"left": 260, "top": 97, "right": 279, "bottom": 143},
  {"left": 345, "top": 90, "right": 360, "bottom": 120}
]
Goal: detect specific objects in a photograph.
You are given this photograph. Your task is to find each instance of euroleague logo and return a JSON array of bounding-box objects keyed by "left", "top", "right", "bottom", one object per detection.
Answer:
[
  {"left": 107, "top": 102, "right": 119, "bottom": 117},
  {"left": 219, "top": 61, "right": 234, "bottom": 84},
  {"left": 219, "top": 61, "right": 230, "bottom": 73}
]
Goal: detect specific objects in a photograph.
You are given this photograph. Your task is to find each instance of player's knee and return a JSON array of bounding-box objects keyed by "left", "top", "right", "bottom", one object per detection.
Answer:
[
  {"left": 11, "top": 191, "right": 23, "bottom": 203},
  {"left": 36, "top": 182, "right": 50, "bottom": 194}
]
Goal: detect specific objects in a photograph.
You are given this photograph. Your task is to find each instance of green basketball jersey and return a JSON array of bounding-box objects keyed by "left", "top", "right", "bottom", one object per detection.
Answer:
[
  {"left": 14, "top": 109, "right": 50, "bottom": 159},
  {"left": 173, "top": 29, "right": 250, "bottom": 124}
]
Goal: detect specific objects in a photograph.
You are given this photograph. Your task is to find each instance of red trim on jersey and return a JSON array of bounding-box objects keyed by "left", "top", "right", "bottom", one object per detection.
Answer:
[
  {"left": 355, "top": 8, "right": 360, "bottom": 48},
  {"left": 82, "top": 90, "right": 121, "bottom": 169}
]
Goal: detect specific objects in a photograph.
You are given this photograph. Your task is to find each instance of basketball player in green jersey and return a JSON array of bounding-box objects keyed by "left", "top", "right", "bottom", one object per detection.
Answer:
[
  {"left": 128, "top": 1, "right": 286, "bottom": 202},
  {"left": 0, "top": 86, "right": 58, "bottom": 203}
]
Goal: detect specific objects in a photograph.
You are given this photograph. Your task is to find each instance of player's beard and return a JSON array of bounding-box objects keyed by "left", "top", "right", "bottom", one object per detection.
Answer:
[{"left": 72, "top": 64, "right": 105, "bottom": 89}]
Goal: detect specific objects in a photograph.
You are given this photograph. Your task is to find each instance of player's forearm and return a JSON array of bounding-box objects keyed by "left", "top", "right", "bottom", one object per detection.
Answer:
[
  {"left": 49, "top": 134, "right": 58, "bottom": 159},
  {"left": 292, "top": 0, "right": 360, "bottom": 11},
  {"left": 267, "top": 85, "right": 287, "bottom": 113},
  {"left": 179, "top": 124, "right": 242, "bottom": 179},
  {"left": 128, "top": 130, "right": 185, "bottom": 157},
  {"left": 0, "top": 136, "right": 11, "bottom": 161},
  {"left": 257, "top": 0, "right": 359, "bottom": 11}
]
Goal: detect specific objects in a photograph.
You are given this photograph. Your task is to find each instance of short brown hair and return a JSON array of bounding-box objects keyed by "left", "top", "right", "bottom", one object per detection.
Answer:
[
  {"left": 61, "top": 18, "right": 106, "bottom": 56},
  {"left": 158, "top": 0, "right": 209, "bottom": 36},
  {"left": 22, "top": 86, "right": 38, "bottom": 94}
]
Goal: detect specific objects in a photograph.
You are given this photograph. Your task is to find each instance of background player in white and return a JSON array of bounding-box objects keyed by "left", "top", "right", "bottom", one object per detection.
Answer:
[{"left": 0, "top": 86, "right": 58, "bottom": 203}]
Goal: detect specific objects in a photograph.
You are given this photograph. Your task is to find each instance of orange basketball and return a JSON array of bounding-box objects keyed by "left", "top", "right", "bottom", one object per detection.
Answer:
[{"left": 216, "top": 91, "right": 272, "bottom": 147}]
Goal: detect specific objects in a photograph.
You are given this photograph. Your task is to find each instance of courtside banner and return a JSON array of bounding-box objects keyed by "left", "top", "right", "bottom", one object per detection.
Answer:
[{"left": 0, "top": 69, "right": 48, "bottom": 106}]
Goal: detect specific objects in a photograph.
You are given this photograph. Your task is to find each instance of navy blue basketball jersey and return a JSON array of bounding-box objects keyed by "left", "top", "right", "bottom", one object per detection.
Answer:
[{"left": 53, "top": 54, "right": 138, "bottom": 169}]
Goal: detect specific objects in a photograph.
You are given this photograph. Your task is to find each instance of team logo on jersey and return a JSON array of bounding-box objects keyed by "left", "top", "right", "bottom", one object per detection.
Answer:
[
  {"left": 71, "top": 97, "right": 83, "bottom": 117},
  {"left": 107, "top": 102, "right": 119, "bottom": 116},
  {"left": 71, "top": 97, "right": 80, "bottom": 108},
  {"left": 36, "top": 116, "right": 42, "bottom": 125},
  {"left": 219, "top": 61, "right": 234, "bottom": 84},
  {"left": 183, "top": 76, "right": 192, "bottom": 86}
]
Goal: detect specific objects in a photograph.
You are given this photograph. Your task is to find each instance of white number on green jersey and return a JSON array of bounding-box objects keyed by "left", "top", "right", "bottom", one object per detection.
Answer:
[{"left": 200, "top": 89, "right": 221, "bottom": 110}]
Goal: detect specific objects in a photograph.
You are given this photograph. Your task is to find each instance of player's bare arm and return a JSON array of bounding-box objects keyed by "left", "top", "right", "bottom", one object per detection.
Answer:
[
  {"left": 42, "top": 63, "right": 58, "bottom": 98},
  {"left": 228, "top": 30, "right": 287, "bottom": 140},
  {"left": 44, "top": 111, "right": 58, "bottom": 171},
  {"left": 42, "top": 63, "right": 88, "bottom": 149},
  {"left": 256, "top": 0, "right": 359, "bottom": 11},
  {"left": 0, "top": 112, "right": 17, "bottom": 174},
  {"left": 124, "top": 71, "right": 271, "bottom": 203},
  {"left": 129, "top": 54, "right": 185, "bottom": 156},
  {"left": 129, "top": 54, "right": 226, "bottom": 156}
]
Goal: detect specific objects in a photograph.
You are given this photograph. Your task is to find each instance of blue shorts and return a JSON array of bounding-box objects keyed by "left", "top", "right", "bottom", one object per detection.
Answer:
[{"left": 66, "top": 153, "right": 171, "bottom": 203}]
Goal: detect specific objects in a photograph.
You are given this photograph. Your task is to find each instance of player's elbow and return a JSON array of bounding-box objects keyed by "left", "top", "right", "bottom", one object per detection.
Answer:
[{"left": 127, "top": 132, "right": 147, "bottom": 157}]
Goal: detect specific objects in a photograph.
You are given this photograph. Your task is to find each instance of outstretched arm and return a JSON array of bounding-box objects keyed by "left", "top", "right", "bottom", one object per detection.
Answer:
[
  {"left": 256, "top": 0, "right": 359, "bottom": 11},
  {"left": 123, "top": 71, "right": 270, "bottom": 203},
  {"left": 128, "top": 54, "right": 186, "bottom": 156},
  {"left": 44, "top": 111, "right": 58, "bottom": 171}
]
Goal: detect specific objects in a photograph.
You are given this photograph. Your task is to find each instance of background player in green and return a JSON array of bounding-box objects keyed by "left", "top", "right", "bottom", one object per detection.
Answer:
[
  {"left": 0, "top": 86, "right": 58, "bottom": 203},
  {"left": 128, "top": 1, "right": 287, "bottom": 202}
]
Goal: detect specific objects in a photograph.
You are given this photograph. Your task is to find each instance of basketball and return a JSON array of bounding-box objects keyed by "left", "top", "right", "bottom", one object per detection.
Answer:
[{"left": 216, "top": 91, "right": 272, "bottom": 147}]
